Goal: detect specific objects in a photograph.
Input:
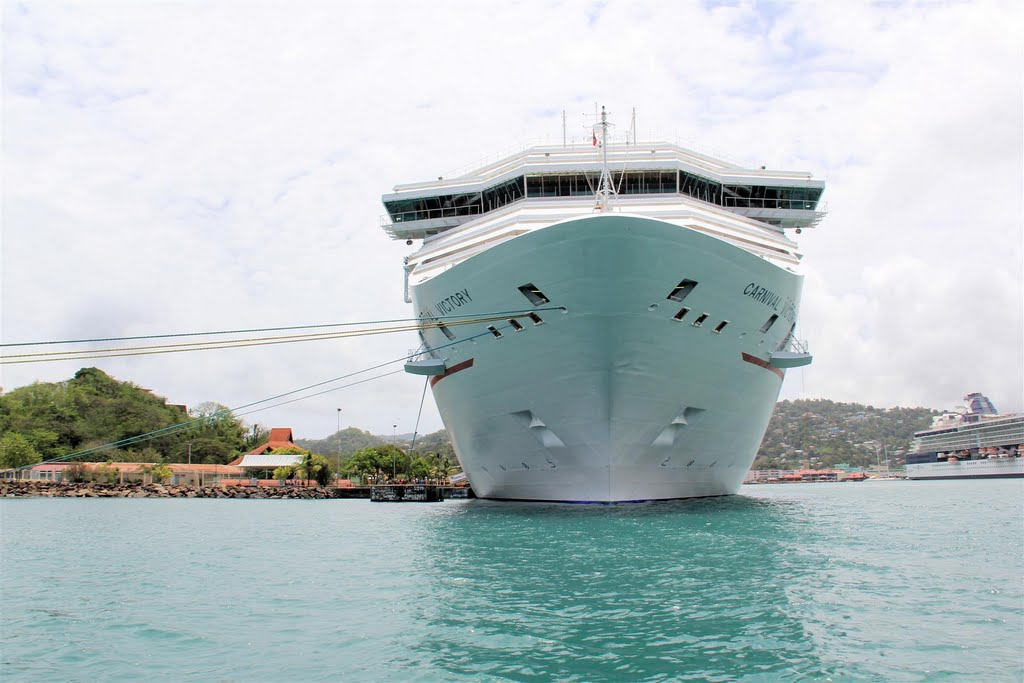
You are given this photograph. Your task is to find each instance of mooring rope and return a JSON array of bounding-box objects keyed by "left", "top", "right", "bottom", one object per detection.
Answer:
[
  {"left": 1, "top": 309, "right": 561, "bottom": 365},
  {"left": 8, "top": 319, "right": 521, "bottom": 469},
  {"left": 0, "top": 307, "right": 564, "bottom": 348}
]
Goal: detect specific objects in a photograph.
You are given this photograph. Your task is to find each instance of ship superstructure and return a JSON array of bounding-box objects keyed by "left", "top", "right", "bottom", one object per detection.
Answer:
[
  {"left": 384, "top": 109, "right": 825, "bottom": 502},
  {"left": 906, "top": 393, "right": 1024, "bottom": 480}
]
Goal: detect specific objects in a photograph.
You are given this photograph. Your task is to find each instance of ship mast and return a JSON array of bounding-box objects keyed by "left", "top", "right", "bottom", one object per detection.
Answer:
[{"left": 594, "top": 105, "right": 616, "bottom": 212}]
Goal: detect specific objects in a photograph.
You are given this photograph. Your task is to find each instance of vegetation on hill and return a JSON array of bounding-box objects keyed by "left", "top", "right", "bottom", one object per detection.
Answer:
[
  {"left": 296, "top": 427, "right": 385, "bottom": 457},
  {"left": 0, "top": 368, "right": 266, "bottom": 467},
  {"left": 754, "top": 399, "right": 938, "bottom": 470},
  {"left": 298, "top": 427, "right": 460, "bottom": 480}
]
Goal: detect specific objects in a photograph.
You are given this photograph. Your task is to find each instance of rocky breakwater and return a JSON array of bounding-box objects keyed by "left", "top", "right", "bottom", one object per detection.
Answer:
[{"left": 1, "top": 481, "right": 343, "bottom": 499}]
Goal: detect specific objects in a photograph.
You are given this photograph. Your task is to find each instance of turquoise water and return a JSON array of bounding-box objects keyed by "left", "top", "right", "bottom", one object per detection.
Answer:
[{"left": 2, "top": 480, "right": 1021, "bottom": 682}]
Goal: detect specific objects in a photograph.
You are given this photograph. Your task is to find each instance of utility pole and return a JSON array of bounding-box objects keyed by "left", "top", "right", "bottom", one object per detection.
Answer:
[
  {"left": 392, "top": 423, "right": 398, "bottom": 479},
  {"left": 336, "top": 408, "right": 342, "bottom": 482}
]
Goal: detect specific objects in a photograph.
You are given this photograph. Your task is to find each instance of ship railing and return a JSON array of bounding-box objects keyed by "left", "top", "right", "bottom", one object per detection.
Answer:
[
  {"left": 788, "top": 337, "right": 810, "bottom": 355},
  {"left": 438, "top": 135, "right": 758, "bottom": 180},
  {"left": 406, "top": 345, "right": 432, "bottom": 362}
]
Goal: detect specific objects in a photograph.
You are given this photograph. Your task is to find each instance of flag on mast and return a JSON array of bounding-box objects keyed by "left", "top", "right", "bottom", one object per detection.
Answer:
[{"left": 592, "top": 131, "right": 597, "bottom": 146}]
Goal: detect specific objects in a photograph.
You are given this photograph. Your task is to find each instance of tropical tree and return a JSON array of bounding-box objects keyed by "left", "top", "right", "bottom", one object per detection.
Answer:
[
  {"left": 429, "top": 451, "right": 460, "bottom": 482},
  {"left": 182, "top": 437, "right": 236, "bottom": 465},
  {"left": 294, "top": 453, "right": 333, "bottom": 486},
  {"left": 242, "top": 424, "right": 271, "bottom": 453},
  {"left": 343, "top": 445, "right": 405, "bottom": 480},
  {"left": 408, "top": 455, "right": 433, "bottom": 480},
  {"left": 0, "top": 432, "right": 42, "bottom": 469},
  {"left": 185, "top": 402, "right": 246, "bottom": 450}
]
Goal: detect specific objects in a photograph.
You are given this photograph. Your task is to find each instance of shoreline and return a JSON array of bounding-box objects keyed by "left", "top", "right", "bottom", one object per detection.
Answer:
[{"left": 1, "top": 480, "right": 363, "bottom": 499}]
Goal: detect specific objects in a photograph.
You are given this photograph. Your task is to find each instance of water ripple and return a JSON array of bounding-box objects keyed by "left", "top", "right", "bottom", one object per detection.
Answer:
[{"left": 1, "top": 481, "right": 1021, "bottom": 681}]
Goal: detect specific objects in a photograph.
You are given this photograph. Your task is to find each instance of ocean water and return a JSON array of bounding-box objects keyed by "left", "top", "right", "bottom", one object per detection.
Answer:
[{"left": 1, "top": 480, "right": 1021, "bottom": 682}]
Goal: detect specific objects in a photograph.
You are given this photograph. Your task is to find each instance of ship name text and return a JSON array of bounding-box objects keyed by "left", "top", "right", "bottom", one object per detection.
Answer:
[
  {"left": 420, "top": 288, "right": 473, "bottom": 321},
  {"left": 743, "top": 282, "right": 795, "bottom": 321}
]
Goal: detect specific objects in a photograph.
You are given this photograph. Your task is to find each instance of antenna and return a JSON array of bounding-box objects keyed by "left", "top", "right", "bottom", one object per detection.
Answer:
[
  {"left": 629, "top": 107, "right": 637, "bottom": 145},
  {"left": 593, "top": 105, "right": 617, "bottom": 212}
]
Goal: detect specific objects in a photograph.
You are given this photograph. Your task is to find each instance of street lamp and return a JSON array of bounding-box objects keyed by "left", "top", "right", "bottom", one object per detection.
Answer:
[
  {"left": 336, "top": 408, "right": 342, "bottom": 480},
  {"left": 392, "top": 423, "right": 398, "bottom": 479}
]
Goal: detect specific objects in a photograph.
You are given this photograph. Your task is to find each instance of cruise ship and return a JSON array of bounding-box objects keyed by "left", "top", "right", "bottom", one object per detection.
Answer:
[
  {"left": 385, "top": 109, "right": 825, "bottom": 502},
  {"left": 906, "top": 393, "right": 1024, "bottom": 480}
]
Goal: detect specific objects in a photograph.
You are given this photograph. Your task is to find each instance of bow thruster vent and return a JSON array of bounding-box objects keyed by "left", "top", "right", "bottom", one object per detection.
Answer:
[
  {"left": 652, "top": 406, "right": 706, "bottom": 447},
  {"left": 513, "top": 410, "right": 565, "bottom": 448}
]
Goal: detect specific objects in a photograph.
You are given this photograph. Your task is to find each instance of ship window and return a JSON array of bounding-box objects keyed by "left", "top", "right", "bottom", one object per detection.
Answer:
[
  {"left": 487, "top": 326, "right": 502, "bottom": 338},
  {"left": 509, "top": 319, "right": 524, "bottom": 331},
  {"left": 528, "top": 313, "right": 544, "bottom": 325},
  {"left": 617, "top": 170, "right": 678, "bottom": 195},
  {"left": 476, "top": 176, "right": 525, "bottom": 214},
  {"left": 437, "top": 323, "right": 456, "bottom": 341},
  {"left": 721, "top": 184, "right": 823, "bottom": 210},
  {"left": 714, "top": 321, "right": 729, "bottom": 333},
  {"left": 526, "top": 173, "right": 604, "bottom": 198},
  {"left": 693, "top": 313, "right": 709, "bottom": 327},
  {"left": 679, "top": 171, "right": 722, "bottom": 204},
  {"left": 673, "top": 307, "right": 690, "bottom": 321},
  {"left": 384, "top": 189, "right": 485, "bottom": 224},
  {"left": 760, "top": 314, "right": 779, "bottom": 333},
  {"left": 518, "top": 283, "right": 550, "bottom": 306},
  {"left": 667, "top": 279, "right": 698, "bottom": 302}
]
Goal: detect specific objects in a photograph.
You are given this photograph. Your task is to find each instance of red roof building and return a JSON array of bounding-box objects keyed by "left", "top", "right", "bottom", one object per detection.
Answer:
[{"left": 228, "top": 428, "right": 298, "bottom": 465}]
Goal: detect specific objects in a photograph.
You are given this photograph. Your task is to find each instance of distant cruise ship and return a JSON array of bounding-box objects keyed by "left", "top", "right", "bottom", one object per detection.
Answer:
[
  {"left": 385, "top": 108, "right": 825, "bottom": 502},
  {"left": 906, "top": 393, "right": 1024, "bottom": 480}
]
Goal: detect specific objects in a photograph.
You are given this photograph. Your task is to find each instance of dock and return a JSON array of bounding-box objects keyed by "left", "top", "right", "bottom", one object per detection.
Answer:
[{"left": 370, "top": 484, "right": 447, "bottom": 502}]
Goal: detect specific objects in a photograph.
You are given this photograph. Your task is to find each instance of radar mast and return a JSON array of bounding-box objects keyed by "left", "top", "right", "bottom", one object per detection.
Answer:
[{"left": 593, "top": 106, "right": 617, "bottom": 212}]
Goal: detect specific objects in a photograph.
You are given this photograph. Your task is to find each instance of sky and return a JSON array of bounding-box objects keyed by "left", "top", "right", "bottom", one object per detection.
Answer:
[{"left": 2, "top": 0, "right": 1022, "bottom": 441}]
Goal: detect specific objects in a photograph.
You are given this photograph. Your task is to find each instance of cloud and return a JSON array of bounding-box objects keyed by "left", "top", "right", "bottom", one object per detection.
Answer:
[{"left": 2, "top": 0, "right": 1022, "bottom": 439}]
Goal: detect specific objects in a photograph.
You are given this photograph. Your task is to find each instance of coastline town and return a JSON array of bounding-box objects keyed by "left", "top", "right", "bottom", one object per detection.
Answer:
[{"left": 1, "top": 423, "right": 896, "bottom": 498}]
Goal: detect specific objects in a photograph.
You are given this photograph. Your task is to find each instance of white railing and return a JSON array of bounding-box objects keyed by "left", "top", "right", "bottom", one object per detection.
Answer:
[{"left": 789, "top": 337, "right": 810, "bottom": 354}]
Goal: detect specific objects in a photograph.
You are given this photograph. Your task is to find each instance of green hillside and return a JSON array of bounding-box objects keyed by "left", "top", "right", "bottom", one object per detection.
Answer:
[{"left": 754, "top": 399, "right": 937, "bottom": 470}]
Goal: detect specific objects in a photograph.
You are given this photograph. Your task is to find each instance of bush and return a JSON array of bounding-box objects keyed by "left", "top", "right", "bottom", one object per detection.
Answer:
[
  {"left": 64, "top": 463, "right": 90, "bottom": 483},
  {"left": 150, "top": 464, "right": 173, "bottom": 483},
  {"left": 139, "top": 463, "right": 173, "bottom": 484},
  {"left": 94, "top": 462, "right": 119, "bottom": 484}
]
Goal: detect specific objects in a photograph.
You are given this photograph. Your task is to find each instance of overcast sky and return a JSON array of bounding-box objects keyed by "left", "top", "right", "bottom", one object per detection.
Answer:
[{"left": 2, "top": 0, "right": 1022, "bottom": 441}]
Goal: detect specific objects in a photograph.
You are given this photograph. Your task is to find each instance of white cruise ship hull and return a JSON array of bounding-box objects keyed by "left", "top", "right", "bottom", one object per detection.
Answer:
[
  {"left": 906, "top": 459, "right": 1024, "bottom": 480},
  {"left": 412, "top": 214, "right": 802, "bottom": 502}
]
